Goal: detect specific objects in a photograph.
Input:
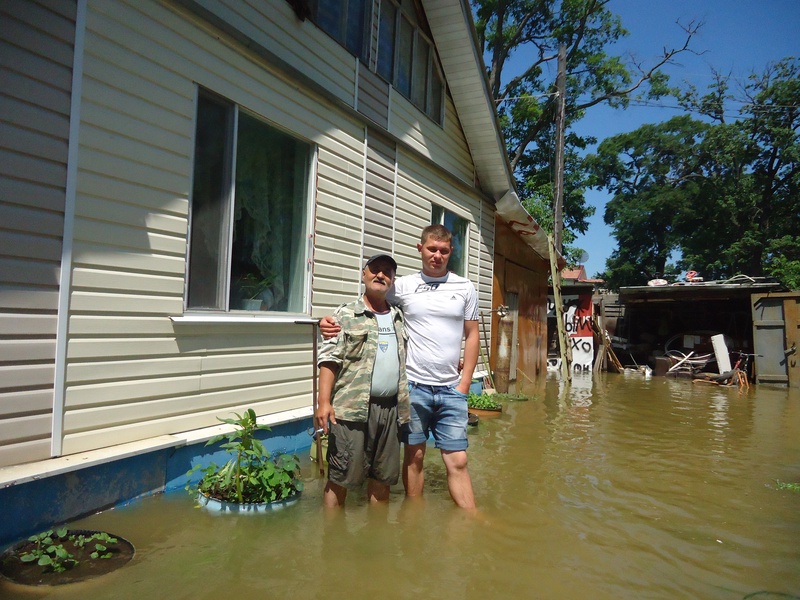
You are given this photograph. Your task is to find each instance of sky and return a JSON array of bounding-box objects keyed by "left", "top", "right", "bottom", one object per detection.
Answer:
[{"left": 561, "top": 0, "right": 800, "bottom": 277}]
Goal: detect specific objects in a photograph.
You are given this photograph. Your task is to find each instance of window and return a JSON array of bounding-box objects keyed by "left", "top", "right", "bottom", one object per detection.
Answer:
[
  {"left": 396, "top": 14, "right": 414, "bottom": 97},
  {"left": 377, "top": 0, "right": 443, "bottom": 123},
  {"left": 187, "top": 89, "right": 312, "bottom": 313},
  {"left": 376, "top": 1, "right": 397, "bottom": 81},
  {"left": 431, "top": 205, "right": 468, "bottom": 277},
  {"left": 311, "top": 0, "right": 370, "bottom": 61}
]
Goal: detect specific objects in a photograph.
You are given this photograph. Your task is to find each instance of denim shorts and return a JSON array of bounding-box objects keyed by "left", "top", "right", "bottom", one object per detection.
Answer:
[{"left": 402, "top": 382, "right": 469, "bottom": 452}]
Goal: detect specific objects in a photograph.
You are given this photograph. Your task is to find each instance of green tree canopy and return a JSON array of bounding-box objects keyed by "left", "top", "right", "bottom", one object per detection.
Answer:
[
  {"left": 587, "top": 58, "right": 800, "bottom": 290},
  {"left": 473, "top": 0, "right": 699, "bottom": 263}
]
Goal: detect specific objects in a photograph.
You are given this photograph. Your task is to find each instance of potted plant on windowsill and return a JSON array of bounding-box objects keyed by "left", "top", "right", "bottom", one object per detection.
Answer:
[
  {"left": 467, "top": 391, "right": 503, "bottom": 418},
  {"left": 186, "top": 408, "right": 303, "bottom": 514},
  {"left": 236, "top": 273, "right": 275, "bottom": 311}
]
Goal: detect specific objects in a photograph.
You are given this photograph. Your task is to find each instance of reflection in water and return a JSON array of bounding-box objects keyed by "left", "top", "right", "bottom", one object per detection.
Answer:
[{"left": 4, "top": 376, "right": 799, "bottom": 600}]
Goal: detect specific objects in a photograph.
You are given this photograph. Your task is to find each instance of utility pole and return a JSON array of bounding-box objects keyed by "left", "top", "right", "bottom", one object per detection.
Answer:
[
  {"left": 551, "top": 44, "right": 571, "bottom": 381},
  {"left": 553, "top": 44, "right": 567, "bottom": 253}
]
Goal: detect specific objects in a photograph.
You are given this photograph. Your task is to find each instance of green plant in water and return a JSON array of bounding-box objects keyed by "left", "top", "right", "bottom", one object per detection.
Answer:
[
  {"left": 19, "top": 529, "right": 75, "bottom": 573},
  {"left": 775, "top": 480, "right": 800, "bottom": 492},
  {"left": 492, "top": 392, "right": 530, "bottom": 402},
  {"left": 186, "top": 408, "right": 303, "bottom": 505},
  {"left": 467, "top": 392, "right": 503, "bottom": 411},
  {"left": 18, "top": 529, "right": 119, "bottom": 573}
]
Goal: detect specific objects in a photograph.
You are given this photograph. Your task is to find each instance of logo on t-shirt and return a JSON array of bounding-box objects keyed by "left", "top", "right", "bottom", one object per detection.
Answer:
[
  {"left": 378, "top": 324, "right": 392, "bottom": 353},
  {"left": 415, "top": 282, "right": 441, "bottom": 292}
]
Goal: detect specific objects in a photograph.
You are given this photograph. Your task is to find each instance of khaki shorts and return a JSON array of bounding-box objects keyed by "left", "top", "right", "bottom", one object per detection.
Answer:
[{"left": 326, "top": 396, "right": 400, "bottom": 489}]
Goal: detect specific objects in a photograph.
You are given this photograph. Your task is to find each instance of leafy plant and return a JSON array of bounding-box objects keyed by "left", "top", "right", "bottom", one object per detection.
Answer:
[
  {"left": 237, "top": 272, "right": 275, "bottom": 300},
  {"left": 186, "top": 408, "right": 303, "bottom": 505},
  {"left": 17, "top": 529, "right": 119, "bottom": 573},
  {"left": 467, "top": 392, "right": 502, "bottom": 411},
  {"left": 776, "top": 480, "right": 800, "bottom": 492}
]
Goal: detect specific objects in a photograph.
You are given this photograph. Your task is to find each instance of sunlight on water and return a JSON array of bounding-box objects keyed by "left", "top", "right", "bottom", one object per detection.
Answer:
[{"left": 4, "top": 375, "right": 799, "bottom": 600}]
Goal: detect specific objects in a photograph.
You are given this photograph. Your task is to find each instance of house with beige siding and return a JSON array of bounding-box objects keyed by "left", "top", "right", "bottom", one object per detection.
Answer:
[{"left": 0, "top": 0, "right": 554, "bottom": 543}]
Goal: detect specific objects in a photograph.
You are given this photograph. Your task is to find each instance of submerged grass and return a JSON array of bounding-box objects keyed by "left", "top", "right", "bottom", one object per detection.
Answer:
[{"left": 775, "top": 480, "right": 800, "bottom": 492}]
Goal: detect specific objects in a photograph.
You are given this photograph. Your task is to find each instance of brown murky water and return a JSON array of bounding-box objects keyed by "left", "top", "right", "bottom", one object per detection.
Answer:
[{"left": 4, "top": 373, "right": 799, "bottom": 600}]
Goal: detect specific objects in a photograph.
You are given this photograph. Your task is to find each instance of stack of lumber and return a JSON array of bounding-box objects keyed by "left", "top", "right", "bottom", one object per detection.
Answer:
[{"left": 591, "top": 318, "right": 623, "bottom": 373}]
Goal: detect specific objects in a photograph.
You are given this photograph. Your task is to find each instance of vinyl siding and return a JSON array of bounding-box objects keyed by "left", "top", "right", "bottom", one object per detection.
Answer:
[
  {"left": 1, "top": 0, "right": 499, "bottom": 463},
  {"left": 357, "top": 63, "right": 390, "bottom": 129},
  {"left": 390, "top": 91, "right": 475, "bottom": 188},
  {"left": 0, "top": 0, "right": 76, "bottom": 467},
  {"left": 61, "top": 0, "right": 366, "bottom": 454}
]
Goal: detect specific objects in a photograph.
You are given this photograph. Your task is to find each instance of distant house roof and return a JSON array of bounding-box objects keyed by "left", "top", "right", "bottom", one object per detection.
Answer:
[{"left": 562, "top": 265, "right": 604, "bottom": 284}]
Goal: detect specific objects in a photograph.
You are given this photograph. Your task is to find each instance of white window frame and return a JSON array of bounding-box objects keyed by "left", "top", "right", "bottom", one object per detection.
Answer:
[
  {"left": 431, "top": 204, "right": 469, "bottom": 277},
  {"left": 184, "top": 87, "right": 316, "bottom": 317}
]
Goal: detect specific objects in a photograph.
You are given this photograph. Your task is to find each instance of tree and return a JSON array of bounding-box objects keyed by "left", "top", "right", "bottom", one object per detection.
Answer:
[
  {"left": 472, "top": 0, "right": 700, "bottom": 263},
  {"left": 588, "top": 58, "right": 800, "bottom": 290},
  {"left": 586, "top": 115, "right": 708, "bottom": 288}
]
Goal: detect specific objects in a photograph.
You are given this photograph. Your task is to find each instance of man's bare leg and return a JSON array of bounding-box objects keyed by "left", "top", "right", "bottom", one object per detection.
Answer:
[
  {"left": 367, "top": 480, "right": 391, "bottom": 503},
  {"left": 403, "top": 442, "right": 426, "bottom": 496},
  {"left": 323, "top": 481, "right": 347, "bottom": 508},
  {"left": 441, "top": 449, "right": 476, "bottom": 509}
]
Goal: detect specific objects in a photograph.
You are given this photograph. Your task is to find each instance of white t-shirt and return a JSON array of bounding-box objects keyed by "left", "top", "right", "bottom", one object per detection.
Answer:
[{"left": 389, "top": 271, "right": 478, "bottom": 386}]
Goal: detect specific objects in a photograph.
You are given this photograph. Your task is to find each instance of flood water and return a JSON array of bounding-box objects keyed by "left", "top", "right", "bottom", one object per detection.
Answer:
[{"left": 4, "top": 373, "right": 799, "bottom": 600}]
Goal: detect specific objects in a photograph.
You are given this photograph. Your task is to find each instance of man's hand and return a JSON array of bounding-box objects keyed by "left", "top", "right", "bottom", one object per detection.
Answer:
[
  {"left": 319, "top": 315, "right": 341, "bottom": 340},
  {"left": 315, "top": 402, "right": 336, "bottom": 434}
]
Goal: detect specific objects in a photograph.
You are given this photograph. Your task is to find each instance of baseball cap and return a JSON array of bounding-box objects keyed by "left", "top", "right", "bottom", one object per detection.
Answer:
[{"left": 364, "top": 254, "right": 397, "bottom": 272}]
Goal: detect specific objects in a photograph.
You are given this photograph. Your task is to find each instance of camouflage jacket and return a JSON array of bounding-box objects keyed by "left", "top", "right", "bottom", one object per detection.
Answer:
[{"left": 317, "top": 297, "right": 410, "bottom": 424}]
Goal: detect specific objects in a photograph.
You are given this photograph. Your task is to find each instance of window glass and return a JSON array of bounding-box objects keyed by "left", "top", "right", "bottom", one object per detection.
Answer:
[
  {"left": 411, "top": 36, "right": 429, "bottom": 107},
  {"left": 188, "top": 92, "right": 233, "bottom": 310},
  {"left": 315, "top": 0, "right": 343, "bottom": 40},
  {"left": 187, "top": 90, "right": 311, "bottom": 313},
  {"left": 396, "top": 15, "right": 413, "bottom": 97},
  {"left": 431, "top": 205, "right": 467, "bottom": 277},
  {"left": 230, "top": 113, "right": 310, "bottom": 312},
  {"left": 313, "top": 0, "right": 368, "bottom": 61},
  {"left": 377, "top": 1, "right": 396, "bottom": 81},
  {"left": 428, "top": 63, "right": 443, "bottom": 120},
  {"left": 345, "top": 0, "right": 367, "bottom": 57}
]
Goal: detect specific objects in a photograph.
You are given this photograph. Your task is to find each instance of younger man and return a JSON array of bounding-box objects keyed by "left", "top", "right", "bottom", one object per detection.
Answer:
[{"left": 316, "top": 254, "right": 410, "bottom": 507}]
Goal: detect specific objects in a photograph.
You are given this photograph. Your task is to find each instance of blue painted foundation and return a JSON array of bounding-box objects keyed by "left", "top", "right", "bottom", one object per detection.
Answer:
[{"left": 0, "top": 417, "right": 313, "bottom": 550}]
